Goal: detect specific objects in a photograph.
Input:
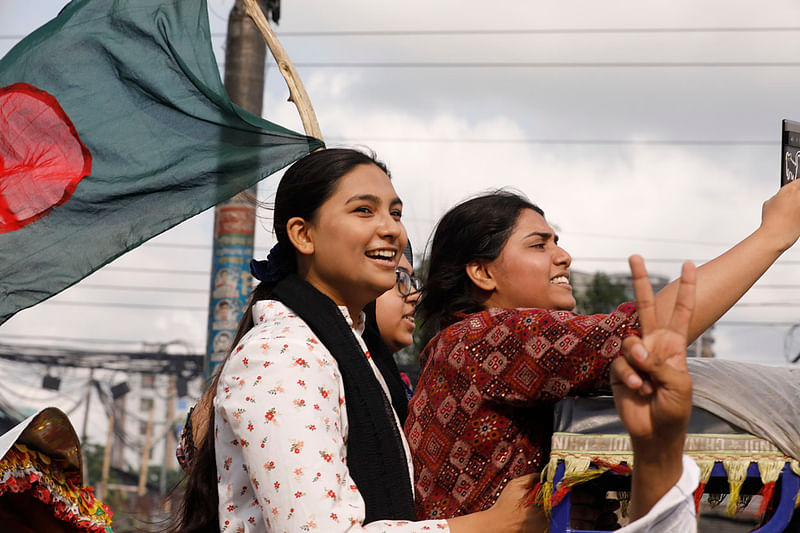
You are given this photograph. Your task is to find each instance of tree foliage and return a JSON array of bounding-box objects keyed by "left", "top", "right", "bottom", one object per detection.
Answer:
[{"left": 574, "top": 272, "right": 629, "bottom": 315}]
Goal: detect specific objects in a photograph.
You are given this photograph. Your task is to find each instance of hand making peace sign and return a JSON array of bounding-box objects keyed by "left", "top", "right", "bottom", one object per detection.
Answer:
[{"left": 610, "top": 255, "right": 696, "bottom": 521}]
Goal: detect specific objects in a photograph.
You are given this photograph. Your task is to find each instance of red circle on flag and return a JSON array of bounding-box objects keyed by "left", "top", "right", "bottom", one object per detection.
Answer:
[{"left": 0, "top": 82, "right": 92, "bottom": 233}]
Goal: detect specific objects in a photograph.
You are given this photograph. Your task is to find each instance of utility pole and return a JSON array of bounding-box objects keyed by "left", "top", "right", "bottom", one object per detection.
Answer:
[
  {"left": 159, "top": 374, "right": 177, "bottom": 499},
  {"left": 80, "top": 368, "right": 94, "bottom": 484},
  {"left": 205, "top": 0, "right": 270, "bottom": 378},
  {"left": 138, "top": 405, "right": 155, "bottom": 497},
  {"left": 99, "top": 410, "right": 114, "bottom": 500}
]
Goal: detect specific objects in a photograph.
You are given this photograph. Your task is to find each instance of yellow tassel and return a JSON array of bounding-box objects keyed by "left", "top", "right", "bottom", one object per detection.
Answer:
[
  {"left": 538, "top": 458, "right": 559, "bottom": 517},
  {"left": 757, "top": 459, "right": 784, "bottom": 485},
  {"left": 564, "top": 456, "right": 592, "bottom": 477},
  {"left": 543, "top": 457, "right": 558, "bottom": 484},
  {"left": 541, "top": 481, "right": 554, "bottom": 518},
  {"left": 695, "top": 459, "right": 715, "bottom": 485},
  {"left": 723, "top": 459, "right": 749, "bottom": 517}
]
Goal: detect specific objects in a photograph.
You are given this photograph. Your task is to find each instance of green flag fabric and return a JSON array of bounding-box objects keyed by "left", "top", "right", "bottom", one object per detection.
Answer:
[{"left": 0, "top": 0, "right": 323, "bottom": 325}]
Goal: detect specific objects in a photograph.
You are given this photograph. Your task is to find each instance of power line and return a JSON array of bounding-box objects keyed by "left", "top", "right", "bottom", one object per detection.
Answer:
[
  {"left": 79, "top": 284, "right": 207, "bottom": 295},
  {"left": 143, "top": 242, "right": 210, "bottom": 250},
  {"left": 103, "top": 266, "right": 209, "bottom": 275},
  {"left": 70, "top": 280, "right": 800, "bottom": 294},
  {"left": 247, "top": 26, "right": 800, "bottom": 37},
  {"left": 564, "top": 233, "right": 733, "bottom": 246},
  {"left": 734, "top": 302, "right": 800, "bottom": 307},
  {"left": 2, "top": 334, "right": 159, "bottom": 345},
  {"left": 8, "top": 26, "right": 800, "bottom": 42},
  {"left": 32, "top": 295, "right": 800, "bottom": 312},
  {"left": 327, "top": 136, "right": 775, "bottom": 146},
  {"left": 716, "top": 321, "right": 798, "bottom": 327},
  {"left": 44, "top": 301, "right": 206, "bottom": 312},
  {"left": 0, "top": 343, "right": 204, "bottom": 377},
  {"left": 288, "top": 61, "right": 800, "bottom": 69},
  {"left": 573, "top": 257, "right": 800, "bottom": 265}
]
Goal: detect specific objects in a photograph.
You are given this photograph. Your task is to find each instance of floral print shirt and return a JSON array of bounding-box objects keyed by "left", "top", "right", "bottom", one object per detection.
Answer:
[{"left": 215, "top": 300, "right": 449, "bottom": 533}]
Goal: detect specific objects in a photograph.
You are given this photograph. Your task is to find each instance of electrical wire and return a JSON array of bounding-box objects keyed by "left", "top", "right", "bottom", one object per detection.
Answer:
[
  {"left": 102, "top": 266, "right": 209, "bottom": 275},
  {"left": 326, "top": 136, "right": 776, "bottom": 146},
  {"left": 260, "top": 26, "right": 800, "bottom": 37},
  {"left": 286, "top": 60, "right": 800, "bottom": 69},
  {"left": 78, "top": 284, "right": 207, "bottom": 295},
  {"left": 143, "top": 242, "right": 211, "bottom": 250},
  {"left": 41, "top": 301, "right": 207, "bottom": 311},
  {"left": 572, "top": 257, "right": 800, "bottom": 265},
  {"left": 8, "top": 26, "right": 800, "bottom": 42},
  {"left": 1, "top": 334, "right": 153, "bottom": 345}
]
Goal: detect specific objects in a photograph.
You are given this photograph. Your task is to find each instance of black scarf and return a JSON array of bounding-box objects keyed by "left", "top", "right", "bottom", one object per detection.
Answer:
[{"left": 271, "top": 275, "right": 416, "bottom": 523}]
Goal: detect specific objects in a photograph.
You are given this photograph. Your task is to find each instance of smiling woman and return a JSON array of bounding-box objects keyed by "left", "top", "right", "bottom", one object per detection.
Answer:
[
  {"left": 169, "top": 149, "right": 544, "bottom": 533},
  {"left": 297, "top": 163, "right": 406, "bottom": 320},
  {"left": 406, "top": 182, "right": 800, "bottom": 524}
]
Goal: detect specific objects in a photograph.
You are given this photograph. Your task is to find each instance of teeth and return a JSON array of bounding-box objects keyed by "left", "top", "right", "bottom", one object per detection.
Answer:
[
  {"left": 366, "top": 249, "right": 396, "bottom": 259},
  {"left": 550, "top": 276, "right": 570, "bottom": 285}
]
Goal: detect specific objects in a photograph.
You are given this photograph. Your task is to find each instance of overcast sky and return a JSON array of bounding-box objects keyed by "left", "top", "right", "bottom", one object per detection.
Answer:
[{"left": 4, "top": 0, "right": 800, "bottom": 428}]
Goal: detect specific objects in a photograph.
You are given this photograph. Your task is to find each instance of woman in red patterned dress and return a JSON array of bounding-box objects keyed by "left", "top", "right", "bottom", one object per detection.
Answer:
[{"left": 405, "top": 183, "right": 800, "bottom": 521}]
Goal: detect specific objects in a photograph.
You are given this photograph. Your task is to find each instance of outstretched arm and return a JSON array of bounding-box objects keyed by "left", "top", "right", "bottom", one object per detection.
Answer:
[
  {"left": 612, "top": 255, "right": 695, "bottom": 522},
  {"left": 654, "top": 178, "right": 800, "bottom": 342}
]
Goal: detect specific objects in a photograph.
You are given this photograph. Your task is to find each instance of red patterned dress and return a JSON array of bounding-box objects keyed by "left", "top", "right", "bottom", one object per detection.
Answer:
[{"left": 404, "top": 303, "right": 639, "bottom": 520}]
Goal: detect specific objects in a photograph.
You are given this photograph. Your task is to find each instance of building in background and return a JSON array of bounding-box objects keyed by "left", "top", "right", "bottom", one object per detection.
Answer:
[
  {"left": 572, "top": 270, "right": 715, "bottom": 358},
  {"left": 115, "top": 372, "right": 202, "bottom": 473}
]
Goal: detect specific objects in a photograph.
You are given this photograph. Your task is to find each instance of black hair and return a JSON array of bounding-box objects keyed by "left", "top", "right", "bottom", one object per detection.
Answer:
[
  {"left": 417, "top": 190, "right": 543, "bottom": 335},
  {"left": 169, "top": 148, "right": 389, "bottom": 533}
]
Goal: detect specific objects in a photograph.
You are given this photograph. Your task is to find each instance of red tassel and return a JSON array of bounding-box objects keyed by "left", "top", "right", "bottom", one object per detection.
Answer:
[
  {"left": 524, "top": 482, "right": 542, "bottom": 507},
  {"left": 693, "top": 482, "right": 707, "bottom": 512},
  {"left": 591, "top": 459, "right": 632, "bottom": 476},
  {"left": 552, "top": 485, "right": 572, "bottom": 507},
  {"left": 759, "top": 481, "right": 776, "bottom": 517}
]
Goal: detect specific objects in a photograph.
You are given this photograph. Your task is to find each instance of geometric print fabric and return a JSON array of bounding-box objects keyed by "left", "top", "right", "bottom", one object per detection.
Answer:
[{"left": 405, "top": 303, "right": 639, "bottom": 519}]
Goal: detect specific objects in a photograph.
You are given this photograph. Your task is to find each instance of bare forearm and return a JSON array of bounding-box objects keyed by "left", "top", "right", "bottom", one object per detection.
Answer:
[
  {"left": 654, "top": 226, "right": 785, "bottom": 342},
  {"left": 628, "top": 437, "right": 685, "bottom": 521},
  {"left": 446, "top": 511, "right": 492, "bottom": 533}
]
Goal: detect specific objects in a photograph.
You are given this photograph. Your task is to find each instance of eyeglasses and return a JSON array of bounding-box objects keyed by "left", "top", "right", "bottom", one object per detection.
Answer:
[{"left": 396, "top": 268, "right": 423, "bottom": 297}]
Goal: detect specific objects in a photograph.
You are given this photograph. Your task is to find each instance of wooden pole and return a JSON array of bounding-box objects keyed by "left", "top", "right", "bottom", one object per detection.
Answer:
[
  {"left": 242, "top": 0, "right": 323, "bottom": 141},
  {"left": 80, "top": 368, "right": 94, "bottom": 485},
  {"left": 99, "top": 410, "right": 114, "bottom": 500},
  {"left": 138, "top": 406, "right": 155, "bottom": 497},
  {"left": 160, "top": 375, "right": 177, "bottom": 498}
]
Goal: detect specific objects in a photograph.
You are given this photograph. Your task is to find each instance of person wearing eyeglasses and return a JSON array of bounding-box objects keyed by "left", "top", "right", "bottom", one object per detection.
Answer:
[{"left": 375, "top": 243, "right": 422, "bottom": 353}]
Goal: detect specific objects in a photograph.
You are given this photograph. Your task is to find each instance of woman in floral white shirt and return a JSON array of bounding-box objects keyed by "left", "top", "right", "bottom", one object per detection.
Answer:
[{"left": 170, "top": 148, "right": 543, "bottom": 533}]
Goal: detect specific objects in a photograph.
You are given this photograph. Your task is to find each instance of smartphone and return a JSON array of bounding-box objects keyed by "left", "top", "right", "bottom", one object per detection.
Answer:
[{"left": 782, "top": 119, "right": 800, "bottom": 186}]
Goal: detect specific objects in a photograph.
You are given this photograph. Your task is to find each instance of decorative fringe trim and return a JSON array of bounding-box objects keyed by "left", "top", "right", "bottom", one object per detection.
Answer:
[
  {"left": 723, "top": 459, "right": 749, "bottom": 517},
  {"left": 530, "top": 456, "right": 632, "bottom": 518},
  {"left": 0, "top": 444, "right": 112, "bottom": 532},
  {"left": 693, "top": 482, "right": 707, "bottom": 511},
  {"left": 544, "top": 433, "right": 800, "bottom": 520},
  {"left": 755, "top": 459, "right": 784, "bottom": 517},
  {"left": 793, "top": 461, "right": 800, "bottom": 509},
  {"left": 757, "top": 459, "right": 784, "bottom": 484},
  {"left": 693, "top": 459, "right": 715, "bottom": 512},
  {"left": 759, "top": 482, "right": 776, "bottom": 517}
]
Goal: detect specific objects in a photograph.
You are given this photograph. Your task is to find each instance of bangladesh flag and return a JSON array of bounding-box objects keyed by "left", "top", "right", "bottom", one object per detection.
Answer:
[{"left": 0, "top": 0, "right": 323, "bottom": 325}]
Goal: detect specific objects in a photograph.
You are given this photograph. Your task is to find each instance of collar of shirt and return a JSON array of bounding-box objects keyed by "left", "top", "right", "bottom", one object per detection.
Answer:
[
  {"left": 251, "top": 299, "right": 366, "bottom": 336},
  {"left": 337, "top": 305, "right": 366, "bottom": 336}
]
